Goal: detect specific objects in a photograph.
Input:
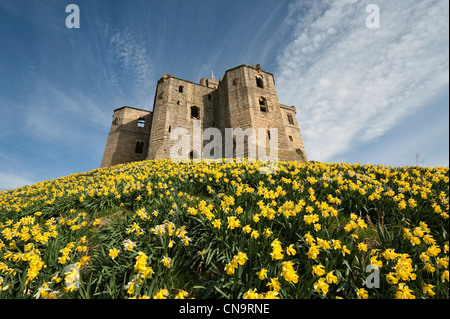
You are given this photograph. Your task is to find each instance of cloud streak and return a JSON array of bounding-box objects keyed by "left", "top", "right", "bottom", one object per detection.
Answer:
[
  {"left": 93, "top": 22, "right": 155, "bottom": 109},
  {"left": 275, "top": 0, "right": 449, "bottom": 161},
  {"left": 109, "top": 28, "right": 152, "bottom": 87}
]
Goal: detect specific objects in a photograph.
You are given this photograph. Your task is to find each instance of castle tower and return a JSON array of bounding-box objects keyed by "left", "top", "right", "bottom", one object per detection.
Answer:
[
  {"left": 100, "top": 106, "right": 152, "bottom": 168},
  {"left": 146, "top": 74, "right": 217, "bottom": 160},
  {"left": 217, "top": 64, "right": 307, "bottom": 162}
]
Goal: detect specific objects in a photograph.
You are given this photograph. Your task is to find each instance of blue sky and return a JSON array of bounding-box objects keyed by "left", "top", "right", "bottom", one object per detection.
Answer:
[{"left": 0, "top": 0, "right": 448, "bottom": 190}]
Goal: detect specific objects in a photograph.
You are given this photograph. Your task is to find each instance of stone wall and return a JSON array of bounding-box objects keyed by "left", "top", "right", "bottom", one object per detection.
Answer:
[
  {"left": 100, "top": 106, "right": 152, "bottom": 168},
  {"left": 101, "top": 64, "right": 308, "bottom": 167},
  {"left": 146, "top": 74, "right": 216, "bottom": 160},
  {"left": 280, "top": 104, "right": 308, "bottom": 162},
  {"left": 221, "top": 65, "right": 306, "bottom": 162}
]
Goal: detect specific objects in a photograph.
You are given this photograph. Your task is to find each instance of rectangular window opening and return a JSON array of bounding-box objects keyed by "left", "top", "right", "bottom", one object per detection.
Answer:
[
  {"left": 137, "top": 117, "right": 145, "bottom": 128},
  {"left": 259, "top": 97, "right": 268, "bottom": 112},
  {"left": 256, "top": 76, "right": 264, "bottom": 88},
  {"left": 190, "top": 106, "right": 200, "bottom": 119},
  {"left": 287, "top": 113, "right": 294, "bottom": 125},
  {"left": 135, "top": 141, "right": 144, "bottom": 154}
]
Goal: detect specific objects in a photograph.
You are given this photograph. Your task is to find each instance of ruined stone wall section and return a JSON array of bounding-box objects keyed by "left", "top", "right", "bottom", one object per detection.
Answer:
[{"left": 280, "top": 104, "right": 308, "bottom": 162}]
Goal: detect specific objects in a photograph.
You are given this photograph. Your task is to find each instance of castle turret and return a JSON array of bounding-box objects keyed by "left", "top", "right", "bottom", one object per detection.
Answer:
[
  {"left": 146, "top": 74, "right": 216, "bottom": 160},
  {"left": 217, "top": 64, "right": 307, "bottom": 162},
  {"left": 100, "top": 106, "right": 152, "bottom": 168}
]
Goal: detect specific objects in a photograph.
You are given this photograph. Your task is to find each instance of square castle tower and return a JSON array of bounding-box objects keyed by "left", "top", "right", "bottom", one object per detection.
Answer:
[{"left": 100, "top": 64, "right": 307, "bottom": 167}]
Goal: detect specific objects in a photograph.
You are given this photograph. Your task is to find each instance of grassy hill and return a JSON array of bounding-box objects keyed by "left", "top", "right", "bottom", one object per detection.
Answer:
[{"left": 0, "top": 159, "right": 448, "bottom": 299}]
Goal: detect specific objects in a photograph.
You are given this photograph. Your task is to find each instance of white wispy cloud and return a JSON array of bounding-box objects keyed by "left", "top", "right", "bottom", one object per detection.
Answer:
[
  {"left": 275, "top": 0, "right": 449, "bottom": 161},
  {"left": 109, "top": 28, "right": 152, "bottom": 87},
  {"left": 95, "top": 23, "right": 155, "bottom": 109}
]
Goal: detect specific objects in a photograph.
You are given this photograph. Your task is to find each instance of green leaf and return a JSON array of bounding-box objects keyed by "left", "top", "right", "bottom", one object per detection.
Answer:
[{"left": 214, "top": 286, "right": 230, "bottom": 299}]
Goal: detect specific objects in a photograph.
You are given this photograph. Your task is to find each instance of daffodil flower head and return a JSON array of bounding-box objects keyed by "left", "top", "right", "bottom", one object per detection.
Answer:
[
  {"left": 64, "top": 264, "right": 80, "bottom": 292},
  {"left": 123, "top": 239, "right": 136, "bottom": 251},
  {"left": 161, "top": 256, "right": 172, "bottom": 268}
]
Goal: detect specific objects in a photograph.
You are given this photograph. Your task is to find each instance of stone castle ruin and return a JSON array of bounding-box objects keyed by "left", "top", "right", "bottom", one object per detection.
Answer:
[{"left": 101, "top": 64, "right": 307, "bottom": 168}]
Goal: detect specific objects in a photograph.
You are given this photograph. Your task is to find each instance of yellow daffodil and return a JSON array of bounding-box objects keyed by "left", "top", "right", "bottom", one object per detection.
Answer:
[
  {"left": 422, "top": 283, "right": 436, "bottom": 296},
  {"left": 356, "top": 288, "right": 369, "bottom": 299},
  {"left": 286, "top": 244, "right": 296, "bottom": 256},
  {"left": 161, "top": 256, "right": 172, "bottom": 268},
  {"left": 242, "top": 225, "right": 252, "bottom": 234},
  {"left": 358, "top": 243, "right": 368, "bottom": 252},
  {"left": 341, "top": 245, "right": 351, "bottom": 256},
  {"left": 281, "top": 261, "right": 298, "bottom": 283},
  {"left": 313, "top": 278, "right": 329, "bottom": 295},
  {"left": 123, "top": 239, "right": 136, "bottom": 251},
  {"left": 326, "top": 271, "right": 338, "bottom": 284},
  {"left": 395, "top": 283, "right": 415, "bottom": 299},
  {"left": 243, "top": 288, "right": 260, "bottom": 299},
  {"left": 212, "top": 219, "right": 221, "bottom": 229},
  {"left": 270, "top": 239, "right": 284, "bottom": 260},
  {"left": 175, "top": 290, "right": 189, "bottom": 299},
  {"left": 312, "top": 264, "right": 326, "bottom": 277},
  {"left": 257, "top": 268, "right": 268, "bottom": 280},
  {"left": 266, "top": 278, "right": 281, "bottom": 291},
  {"left": 307, "top": 244, "right": 320, "bottom": 260},
  {"left": 153, "top": 288, "right": 169, "bottom": 299}
]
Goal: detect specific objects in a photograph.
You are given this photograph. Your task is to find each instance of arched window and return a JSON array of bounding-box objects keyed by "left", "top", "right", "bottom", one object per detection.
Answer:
[
  {"left": 190, "top": 106, "right": 200, "bottom": 119},
  {"left": 259, "top": 97, "right": 268, "bottom": 112},
  {"left": 135, "top": 141, "right": 144, "bottom": 154},
  {"left": 137, "top": 117, "right": 145, "bottom": 127},
  {"left": 256, "top": 76, "right": 264, "bottom": 88},
  {"left": 179, "top": 85, "right": 184, "bottom": 93}
]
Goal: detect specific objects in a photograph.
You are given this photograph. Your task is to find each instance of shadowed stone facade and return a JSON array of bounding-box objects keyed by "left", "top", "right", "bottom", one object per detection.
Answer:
[{"left": 101, "top": 64, "right": 307, "bottom": 168}]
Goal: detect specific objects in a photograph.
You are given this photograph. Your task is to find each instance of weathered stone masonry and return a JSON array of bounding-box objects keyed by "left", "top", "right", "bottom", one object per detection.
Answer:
[{"left": 101, "top": 64, "right": 307, "bottom": 168}]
